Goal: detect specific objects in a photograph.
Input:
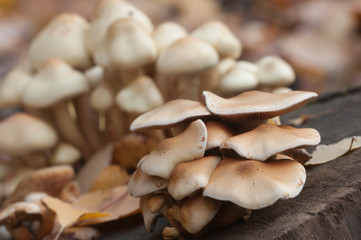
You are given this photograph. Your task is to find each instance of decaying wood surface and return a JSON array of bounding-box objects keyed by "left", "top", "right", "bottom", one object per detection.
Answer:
[{"left": 100, "top": 87, "right": 361, "bottom": 240}]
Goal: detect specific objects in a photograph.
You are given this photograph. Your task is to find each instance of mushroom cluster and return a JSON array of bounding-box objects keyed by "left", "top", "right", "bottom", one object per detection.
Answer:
[{"left": 128, "top": 90, "right": 320, "bottom": 239}]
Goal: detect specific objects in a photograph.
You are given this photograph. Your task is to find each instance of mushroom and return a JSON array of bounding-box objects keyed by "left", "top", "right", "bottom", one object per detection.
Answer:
[
  {"left": 130, "top": 99, "right": 211, "bottom": 132},
  {"left": 49, "top": 143, "right": 82, "bottom": 165},
  {"left": 0, "top": 113, "right": 58, "bottom": 167},
  {"left": 205, "top": 121, "right": 233, "bottom": 151},
  {"left": 128, "top": 167, "right": 168, "bottom": 198},
  {"left": 153, "top": 21, "right": 188, "bottom": 54},
  {"left": 156, "top": 37, "right": 219, "bottom": 100},
  {"left": 22, "top": 59, "right": 89, "bottom": 153},
  {"left": 179, "top": 194, "right": 221, "bottom": 234},
  {"left": 203, "top": 158, "right": 306, "bottom": 210},
  {"left": 168, "top": 156, "right": 220, "bottom": 200},
  {"left": 140, "top": 119, "right": 207, "bottom": 179},
  {"left": 203, "top": 90, "right": 318, "bottom": 121},
  {"left": 191, "top": 20, "right": 241, "bottom": 59},
  {"left": 256, "top": 56, "right": 295, "bottom": 91},
  {"left": 87, "top": 0, "right": 154, "bottom": 65},
  {"left": 220, "top": 123, "right": 321, "bottom": 161},
  {"left": 28, "top": 13, "right": 91, "bottom": 71}
]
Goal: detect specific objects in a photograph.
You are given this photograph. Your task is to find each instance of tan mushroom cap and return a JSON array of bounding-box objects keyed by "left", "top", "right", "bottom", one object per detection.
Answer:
[
  {"left": 205, "top": 121, "right": 233, "bottom": 150},
  {"left": 128, "top": 167, "right": 168, "bottom": 198},
  {"left": 140, "top": 119, "right": 207, "bottom": 179},
  {"left": 0, "top": 69, "right": 31, "bottom": 109},
  {"left": 105, "top": 18, "right": 157, "bottom": 70},
  {"left": 168, "top": 156, "right": 220, "bottom": 200},
  {"left": 203, "top": 90, "right": 318, "bottom": 120},
  {"left": 156, "top": 37, "right": 219, "bottom": 75},
  {"left": 191, "top": 20, "right": 241, "bottom": 59},
  {"left": 153, "top": 21, "right": 188, "bottom": 53},
  {"left": 88, "top": 0, "right": 153, "bottom": 61},
  {"left": 0, "top": 202, "right": 43, "bottom": 222},
  {"left": 22, "top": 59, "right": 89, "bottom": 109},
  {"left": 84, "top": 65, "right": 104, "bottom": 88},
  {"left": 130, "top": 99, "right": 211, "bottom": 132},
  {"left": 116, "top": 75, "right": 164, "bottom": 114},
  {"left": 256, "top": 56, "right": 295, "bottom": 87},
  {"left": 4, "top": 165, "right": 74, "bottom": 206},
  {"left": 180, "top": 194, "right": 221, "bottom": 234},
  {"left": 221, "top": 123, "right": 320, "bottom": 161},
  {"left": 203, "top": 158, "right": 306, "bottom": 210},
  {"left": 90, "top": 82, "right": 114, "bottom": 111},
  {"left": 140, "top": 196, "right": 161, "bottom": 232},
  {"left": 0, "top": 113, "right": 58, "bottom": 156},
  {"left": 29, "top": 13, "right": 91, "bottom": 70}
]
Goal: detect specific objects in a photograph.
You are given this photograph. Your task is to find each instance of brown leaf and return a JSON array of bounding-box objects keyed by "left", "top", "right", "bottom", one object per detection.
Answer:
[
  {"left": 307, "top": 136, "right": 361, "bottom": 165},
  {"left": 72, "top": 186, "right": 140, "bottom": 225},
  {"left": 41, "top": 196, "right": 110, "bottom": 240},
  {"left": 89, "top": 165, "right": 129, "bottom": 192},
  {"left": 75, "top": 144, "right": 113, "bottom": 194}
]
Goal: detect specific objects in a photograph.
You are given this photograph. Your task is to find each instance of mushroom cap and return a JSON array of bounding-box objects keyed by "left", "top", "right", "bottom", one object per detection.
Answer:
[
  {"left": 90, "top": 82, "right": 114, "bottom": 112},
  {"left": 84, "top": 65, "right": 104, "bottom": 88},
  {"left": 22, "top": 59, "right": 89, "bottom": 108},
  {"left": 4, "top": 165, "right": 74, "bottom": 206},
  {"left": 156, "top": 37, "right": 219, "bottom": 75},
  {"left": 191, "top": 20, "right": 241, "bottom": 59},
  {"left": 116, "top": 75, "right": 164, "bottom": 114},
  {"left": 140, "top": 196, "right": 161, "bottom": 232},
  {"left": 130, "top": 99, "right": 211, "bottom": 132},
  {"left": 0, "top": 113, "right": 58, "bottom": 156},
  {"left": 128, "top": 167, "right": 168, "bottom": 198},
  {"left": 203, "top": 158, "right": 306, "bottom": 209},
  {"left": 220, "top": 123, "right": 321, "bottom": 161},
  {"left": 0, "top": 69, "right": 31, "bottom": 109},
  {"left": 153, "top": 21, "right": 188, "bottom": 53},
  {"left": 168, "top": 156, "right": 220, "bottom": 200},
  {"left": 49, "top": 143, "right": 81, "bottom": 165},
  {"left": 88, "top": 0, "right": 154, "bottom": 64},
  {"left": 28, "top": 13, "right": 91, "bottom": 70},
  {"left": 205, "top": 121, "right": 233, "bottom": 150},
  {"left": 140, "top": 119, "right": 207, "bottom": 179},
  {"left": 219, "top": 65, "right": 258, "bottom": 93},
  {"left": 180, "top": 194, "right": 221, "bottom": 234},
  {"left": 203, "top": 90, "right": 318, "bottom": 120},
  {"left": 256, "top": 56, "right": 295, "bottom": 87},
  {"left": 236, "top": 61, "right": 258, "bottom": 74},
  {"left": 105, "top": 18, "right": 157, "bottom": 70}
]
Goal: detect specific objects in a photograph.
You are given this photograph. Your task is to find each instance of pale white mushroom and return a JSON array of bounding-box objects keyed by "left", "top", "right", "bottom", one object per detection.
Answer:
[
  {"left": 156, "top": 37, "right": 219, "bottom": 100},
  {"left": 191, "top": 20, "right": 241, "bottom": 59},
  {"left": 28, "top": 13, "right": 91, "bottom": 70},
  {"left": 49, "top": 143, "right": 82, "bottom": 165},
  {"left": 256, "top": 56, "right": 295, "bottom": 88},
  {"left": 84, "top": 65, "right": 104, "bottom": 88},
  {"left": 153, "top": 21, "right": 188, "bottom": 53}
]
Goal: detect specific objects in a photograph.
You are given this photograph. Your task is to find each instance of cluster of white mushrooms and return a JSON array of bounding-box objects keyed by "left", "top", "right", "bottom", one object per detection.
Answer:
[{"left": 128, "top": 90, "right": 320, "bottom": 239}]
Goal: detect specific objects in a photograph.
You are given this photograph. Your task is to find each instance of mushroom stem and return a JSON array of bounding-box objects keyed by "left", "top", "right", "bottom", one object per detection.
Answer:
[
  {"left": 106, "top": 106, "right": 126, "bottom": 141},
  {"left": 155, "top": 74, "right": 176, "bottom": 102},
  {"left": 52, "top": 101, "right": 88, "bottom": 157},
  {"left": 119, "top": 69, "right": 143, "bottom": 86},
  {"left": 74, "top": 94, "right": 103, "bottom": 154},
  {"left": 176, "top": 75, "right": 200, "bottom": 101}
]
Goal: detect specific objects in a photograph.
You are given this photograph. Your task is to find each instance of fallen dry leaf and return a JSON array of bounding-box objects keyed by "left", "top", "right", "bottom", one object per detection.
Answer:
[
  {"left": 89, "top": 165, "right": 129, "bottom": 192},
  {"left": 307, "top": 136, "right": 361, "bottom": 165},
  {"left": 72, "top": 185, "right": 140, "bottom": 225},
  {"left": 287, "top": 109, "right": 333, "bottom": 127},
  {"left": 42, "top": 196, "right": 110, "bottom": 240},
  {"left": 75, "top": 144, "right": 113, "bottom": 194}
]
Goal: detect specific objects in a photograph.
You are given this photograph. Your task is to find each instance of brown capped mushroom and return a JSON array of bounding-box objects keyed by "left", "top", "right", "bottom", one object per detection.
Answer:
[
  {"left": 220, "top": 123, "right": 321, "bottom": 161},
  {"left": 168, "top": 156, "right": 220, "bottom": 200},
  {"left": 203, "top": 158, "right": 306, "bottom": 210},
  {"left": 140, "top": 119, "right": 207, "bottom": 179},
  {"left": 203, "top": 90, "right": 318, "bottom": 121}
]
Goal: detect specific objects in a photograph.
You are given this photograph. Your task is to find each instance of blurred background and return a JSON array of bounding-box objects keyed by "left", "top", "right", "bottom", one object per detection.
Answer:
[{"left": 0, "top": 0, "right": 360, "bottom": 94}]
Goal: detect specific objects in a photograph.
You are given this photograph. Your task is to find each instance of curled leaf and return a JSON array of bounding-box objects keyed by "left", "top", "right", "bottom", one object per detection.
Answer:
[{"left": 307, "top": 136, "right": 361, "bottom": 165}]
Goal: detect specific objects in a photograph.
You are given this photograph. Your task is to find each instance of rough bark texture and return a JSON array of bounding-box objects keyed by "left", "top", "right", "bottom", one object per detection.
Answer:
[{"left": 96, "top": 88, "right": 361, "bottom": 239}]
